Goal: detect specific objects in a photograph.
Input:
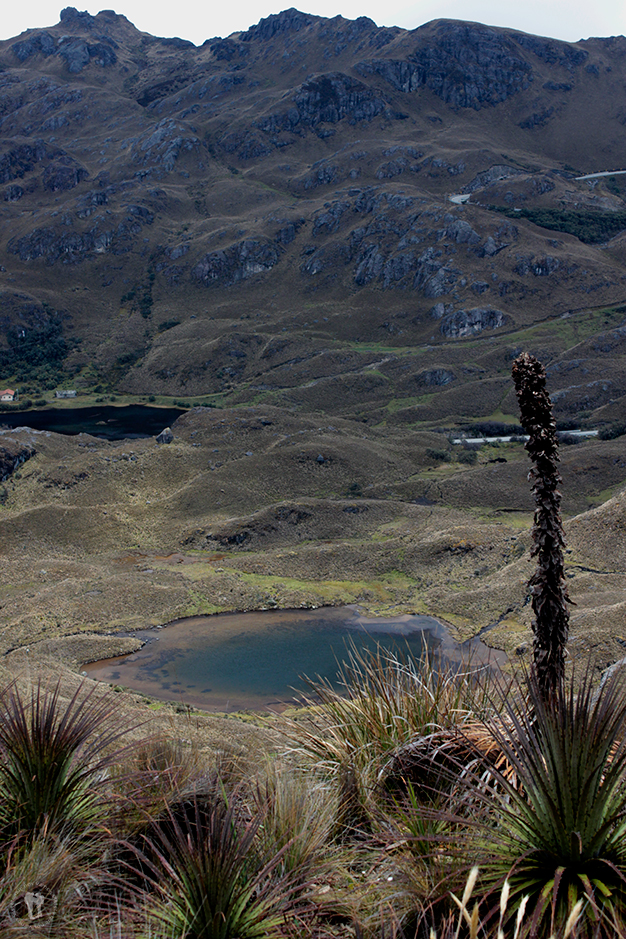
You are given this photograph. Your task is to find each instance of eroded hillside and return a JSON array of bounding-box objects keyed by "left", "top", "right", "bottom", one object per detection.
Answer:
[{"left": 0, "top": 8, "right": 625, "bottom": 423}]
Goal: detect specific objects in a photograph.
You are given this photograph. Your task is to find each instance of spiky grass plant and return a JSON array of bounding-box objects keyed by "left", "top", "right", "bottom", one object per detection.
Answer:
[
  {"left": 456, "top": 672, "right": 626, "bottom": 937},
  {"left": 285, "top": 645, "right": 493, "bottom": 829},
  {"left": 129, "top": 779, "right": 302, "bottom": 939},
  {"left": 253, "top": 764, "right": 338, "bottom": 883},
  {"left": 382, "top": 779, "right": 466, "bottom": 893},
  {"left": 0, "top": 834, "right": 102, "bottom": 936},
  {"left": 0, "top": 680, "right": 130, "bottom": 841},
  {"left": 118, "top": 735, "right": 207, "bottom": 824}
]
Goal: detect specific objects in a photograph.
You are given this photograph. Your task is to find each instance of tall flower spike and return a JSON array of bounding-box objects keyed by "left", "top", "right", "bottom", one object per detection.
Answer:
[{"left": 512, "top": 352, "right": 571, "bottom": 701}]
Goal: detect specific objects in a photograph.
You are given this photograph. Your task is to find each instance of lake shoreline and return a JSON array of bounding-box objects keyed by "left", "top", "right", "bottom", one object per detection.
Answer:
[{"left": 83, "top": 605, "right": 507, "bottom": 713}]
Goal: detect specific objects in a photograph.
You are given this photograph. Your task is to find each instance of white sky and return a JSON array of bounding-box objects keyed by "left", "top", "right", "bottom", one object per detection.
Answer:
[{"left": 1, "top": 0, "right": 624, "bottom": 45}]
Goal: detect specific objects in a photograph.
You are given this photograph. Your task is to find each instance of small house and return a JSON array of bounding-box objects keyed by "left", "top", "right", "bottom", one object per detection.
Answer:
[{"left": 0, "top": 389, "right": 15, "bottom": 402}]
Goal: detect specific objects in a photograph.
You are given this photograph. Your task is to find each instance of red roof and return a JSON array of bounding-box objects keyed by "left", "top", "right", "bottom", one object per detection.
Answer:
[{"left": 0, "top": 389, "right": 15, "bottom": 396}]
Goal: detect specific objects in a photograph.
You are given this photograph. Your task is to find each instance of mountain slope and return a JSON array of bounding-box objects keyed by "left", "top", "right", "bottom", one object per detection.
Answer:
[{"left": 0, "top": 8, "right": 625, "bottom": 425}]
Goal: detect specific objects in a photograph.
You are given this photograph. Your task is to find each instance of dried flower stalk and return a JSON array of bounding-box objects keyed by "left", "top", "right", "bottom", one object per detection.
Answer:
[{"left": 512, "top": 352, "right": 570, "bottom": 699}]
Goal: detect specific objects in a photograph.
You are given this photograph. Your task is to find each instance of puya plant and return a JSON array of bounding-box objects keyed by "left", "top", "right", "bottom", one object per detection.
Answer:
[
  {"left": 512, "top": 353, "right": 571, "bottom": 701},
  {"left": 463, "top": 672, "right": 626, "bottom": 937},
  {"left": 0, "top": 680, "right": 136, "bottom": 936}
]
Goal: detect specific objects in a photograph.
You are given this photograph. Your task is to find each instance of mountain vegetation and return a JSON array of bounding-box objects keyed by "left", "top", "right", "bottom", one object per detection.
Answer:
[
  {"left": 2, "top": 650, "right": 626, "bottom": 937},
  {"left": 0, "top": 7, "right": 625, "bottom": 934},
  {"left": 0, "top": 6, "right": 625, "bottom": 424}
]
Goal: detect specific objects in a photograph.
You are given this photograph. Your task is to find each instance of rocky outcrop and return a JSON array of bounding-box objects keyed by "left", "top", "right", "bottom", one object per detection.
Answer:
[
  {"left": 257, "top": 73, "right": 393, "bottom": 136},
  {"left": 58, "top": 38, "right": 117, "bottom": 72},
  {"left": 415, "top": 368, "right": 455, "bottom": 386},
  {"left": 0, "top": 143, "right": 92, "bottom": 195},
  {"left": 357, "top": 22, "right": 533, "bottom": 110},
  {"left": 0, "top": 440, "right": 35, "bottom": 480},
  {"left": 0, "top": 141, "right": 50, "bottom": 185},
  {"left": 349, "top": 238, "right": 463, "bottom": 296},
  {"left": 11, "top": 33, "right": 56, "bottom": 62},
  {"left": 439, "top": 218, "right": 480, "bottom": 244},
  {"left": 136, "top": 64, "right": 196, "bottom": 107},
  {"left": 42, "top": 157, "right": 88, "bottom": 192},
  {"left": 7, "top": 203, "right": 153, "bottom": 264},
  {"left": 440, "top": 307, "right": 506, "bottom": 337},
  {"left": 465, "top": 165, "right": 526, "bottom": 193},
  {"left": 156, "top": 427, "right": 174, "bottom": 444},
  {"left": 133, "top": 119, "right": 201, "bottom": 173},
  {"left": 3, "top": 184, "right": 26, "bottom": 202},
  {"left": 512, "top": 32, "right": 587, "bottom": 68},
  {"left": 514, "top": 255, "right": 560, "bottom": 276},
  {"left": 275, "top": 220, "right": 305, "bottom": 246},
  {"left": 312, "top": 201, "right": 350, "bottom": 236},
  {"left": 75, "top": 189, "right": 108, "bottom": 218},
  {"left": 242, "top": 8, "right": 317, "bottom": 42},
  {"left": 59, "top": 7, "right": 97, "bottom": 29},
  {"left": 293, "top": 186, "right": 512, "bottom": 296},
  {"left": 12, "top": 30, "right": 117, "bottom": 72},
  {"left": 518, "top": 107, "right": 555, "bottom": 129},
  {"left": 8, "top": 227, "right": 98, "bottom": 263},
  {"left": 543, "top": 81, "right": 572, "bottom": 92},
  {"left": 192, "top": 239, "right": 280, "bottom": 287},
  {"left": 208, "top": 38, "right": 248, "bottom": 62}
]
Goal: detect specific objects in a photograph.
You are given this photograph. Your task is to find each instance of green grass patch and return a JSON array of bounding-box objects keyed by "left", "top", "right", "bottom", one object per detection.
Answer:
[
  {"left": 378, "top": 569, "right": 415, "bottom": 588},
  {"left": 586, "top": 484, "right": 624, "bottom": 508},
  {"left": 490, "top": 205, "right": 626, "bottom": 243},
  {"left": 503, "top": 306, "right": 625, "bottom": 351},
  {"left": 181, "top": 589, "right": 223, "bottom": 616},
  {"left": 469, "top": 508, "right": 534, "bottom": 527},
  {"left": 342, "top": 339, "right": 424, "bottom": 355},
  {"left": 476, "top": 410, "right": 524, "bottom": 426},
  {"left": 385, "top": 393, "right": 436, "bottom": 413}
]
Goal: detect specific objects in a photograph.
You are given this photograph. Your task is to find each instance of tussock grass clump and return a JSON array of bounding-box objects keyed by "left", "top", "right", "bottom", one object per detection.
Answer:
[
  {"left": 284, "top": 645, "right": 494, "bottom": 827},
  {"left": 0, "top": 832, "right": 117, "bottom": 937},
  {"left": 0, "top": 679, "right": 136, "bottom": 936},
  {"left": 253, "top": 763, "right": 338, "bottom": 883},
  {"left": 127, "top": 778, "right": 306, "bottom": 939},
  {"left": 0, "top": 679, "right": 131, "bottom": 840}
]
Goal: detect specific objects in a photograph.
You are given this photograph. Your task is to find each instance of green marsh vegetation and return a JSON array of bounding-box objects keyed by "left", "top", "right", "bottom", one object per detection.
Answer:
[{"left": 2, "top": 355, "right": 626, "bottom": 937}]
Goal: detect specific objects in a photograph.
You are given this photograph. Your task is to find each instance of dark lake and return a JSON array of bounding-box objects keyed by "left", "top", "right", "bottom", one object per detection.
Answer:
[
  {"left": 0, "top": 405, "right": 185, "bottom": 440},
  {"left": 84, "top": 606, "right": 505, "bottom": 712}
]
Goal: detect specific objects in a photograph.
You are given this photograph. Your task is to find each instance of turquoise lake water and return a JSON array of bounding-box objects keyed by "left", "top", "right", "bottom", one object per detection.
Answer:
[{"left": 84, "top": 606, "right": 503, "bottom": 712}]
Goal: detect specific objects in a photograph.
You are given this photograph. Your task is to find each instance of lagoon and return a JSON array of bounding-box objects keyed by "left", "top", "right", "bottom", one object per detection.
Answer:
[
  {"left": 0, "top": 405, "right": 185, "bottom": 440},
  {"left": 84, "top": 606, "right": 504, "bottom": 712}
]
